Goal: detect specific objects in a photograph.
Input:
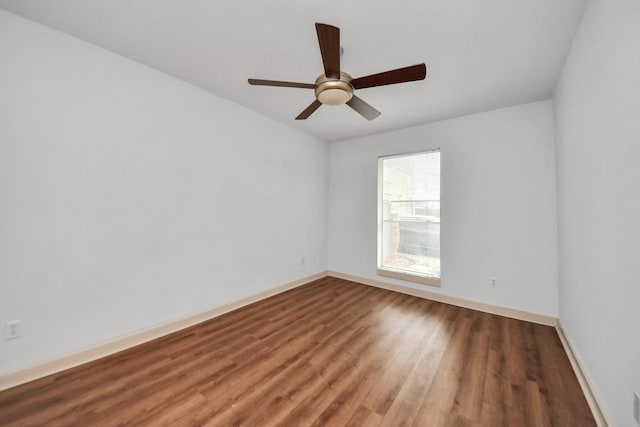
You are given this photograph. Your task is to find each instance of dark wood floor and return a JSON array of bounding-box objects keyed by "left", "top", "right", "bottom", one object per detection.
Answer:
[{"left": 0, "top": 276, "right": 595, "bottom": 426}]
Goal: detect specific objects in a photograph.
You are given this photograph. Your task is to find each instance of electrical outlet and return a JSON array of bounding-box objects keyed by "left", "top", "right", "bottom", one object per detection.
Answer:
[
  {"left": 491, "top": 277, "right": 497, "bottom": 288},
  {"left": 301, "top": 257, "right": 306, "bottom": 266},
  {"left": 634, "top": 392, "right": 639, "bottom": 424},
  {"left": 5, "top": 320, "right": 22, "bottom": 340}
]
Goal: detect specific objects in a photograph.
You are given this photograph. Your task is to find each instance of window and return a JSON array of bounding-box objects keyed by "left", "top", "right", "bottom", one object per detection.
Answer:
[{"left": 377, "top": 150, "right": 441, "bottom": 286}]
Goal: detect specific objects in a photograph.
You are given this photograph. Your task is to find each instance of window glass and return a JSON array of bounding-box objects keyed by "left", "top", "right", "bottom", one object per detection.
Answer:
[{"left": 378, "top": 150, "right": 440, "bottom": 284}]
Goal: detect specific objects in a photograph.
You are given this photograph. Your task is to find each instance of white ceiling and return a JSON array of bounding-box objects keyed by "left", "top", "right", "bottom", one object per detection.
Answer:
[{"left": 0, "top": 0, "right": 586, "bottom": 142}]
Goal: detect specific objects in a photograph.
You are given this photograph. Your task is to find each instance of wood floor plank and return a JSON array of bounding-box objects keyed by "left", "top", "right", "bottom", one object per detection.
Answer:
[
  {"left": 0, "top": 277, "right": 597, "bottom": 426},
  {"left": 478, "top": 315, "right": 511, "bottom": 427},
  {"left": 451, "top": 312, "right": 491, "bottom": 421},
  {"left": 379, "top": 304, "right": 452, "bottom": 426},
  {"left": 345, "top": 404, "right": 383, "bottom": 427},
  {"left": 412, "top": 308, "right": 474, "bottom": 426}
]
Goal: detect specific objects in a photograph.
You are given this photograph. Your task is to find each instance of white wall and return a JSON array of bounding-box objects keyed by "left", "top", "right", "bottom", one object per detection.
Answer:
[
  {"left": 328, "top": 100, "right": 559, "bottom": 317},
  {"left": 554, "top": 0, "right": 640, "bottom": 425},
  {"left": 0, "top": 10, "right": 328, "bottom": 374}
]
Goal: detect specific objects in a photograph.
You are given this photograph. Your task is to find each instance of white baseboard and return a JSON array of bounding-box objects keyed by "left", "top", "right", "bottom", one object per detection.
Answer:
[
  {"left": 0, "top": 271, "right": 328, "bottom": 392},
  {"left": 327, "top": 271, "right": 557, "bottom": 326},
  {"left": 555, "top": 323, "right": 610, "bottom": 427}
]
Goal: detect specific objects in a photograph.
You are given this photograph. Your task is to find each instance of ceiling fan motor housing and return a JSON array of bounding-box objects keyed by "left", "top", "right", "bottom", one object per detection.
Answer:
[{"left": 314, "top": 72, "right": 354, "bottom": 105}]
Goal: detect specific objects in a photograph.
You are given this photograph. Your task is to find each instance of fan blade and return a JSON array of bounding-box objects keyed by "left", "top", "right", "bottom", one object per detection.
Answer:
[
  {"left": 248, "top": 79, "right": 315, "bottom": 89},
  {"left": 315, "top": 23, "right": 340, "bottom": 78},
  {"left": 351, "top": 63, "right": 426, "bottom": 89},
  {"left": 346, "top": 95, "right": 381, "bottom": 121},
  {"left": 295, "top": 100, "right": 322, "bottom": 120}
]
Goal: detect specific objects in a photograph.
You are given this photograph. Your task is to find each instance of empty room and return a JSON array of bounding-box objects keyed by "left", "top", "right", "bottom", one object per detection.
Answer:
[{"left": 0, "top": 0, "right": 638, "bottom": 426}]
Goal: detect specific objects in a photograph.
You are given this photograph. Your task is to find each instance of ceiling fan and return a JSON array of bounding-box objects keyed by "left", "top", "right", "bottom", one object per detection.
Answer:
[{"left": 248, "top": 23, "right": 427, "bottom": 121}]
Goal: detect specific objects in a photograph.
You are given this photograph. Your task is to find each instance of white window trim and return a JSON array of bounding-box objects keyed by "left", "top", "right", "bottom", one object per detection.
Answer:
[
  {"left": 377, "top": 149, "right": 441, "bottom": 287},
  {"left": 376, "top": 267, "right": 441, "bottom": 286}
]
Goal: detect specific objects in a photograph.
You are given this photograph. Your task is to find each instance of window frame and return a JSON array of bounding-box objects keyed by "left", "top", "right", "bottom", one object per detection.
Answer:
[{"left": 376, "top": 149, "right": 441, "bottom": 287}]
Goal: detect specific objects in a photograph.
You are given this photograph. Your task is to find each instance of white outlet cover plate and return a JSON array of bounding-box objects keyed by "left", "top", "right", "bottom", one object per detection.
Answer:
[{"left": 4, "top": 319, "right": 22, "bottom": 340}]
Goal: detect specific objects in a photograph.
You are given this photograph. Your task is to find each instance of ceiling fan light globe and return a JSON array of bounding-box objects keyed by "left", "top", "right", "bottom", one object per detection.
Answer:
[
  {"left": 318, "top": 88, "right": 353, "bottom": 105},
  {"left": 314, "top": 72, "right": 354, "bottom": 106}
]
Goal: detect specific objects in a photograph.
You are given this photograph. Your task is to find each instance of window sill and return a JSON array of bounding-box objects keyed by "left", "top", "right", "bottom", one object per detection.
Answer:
[{"left": 377, "top": 268, "right": 441, "bottom": 287}]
